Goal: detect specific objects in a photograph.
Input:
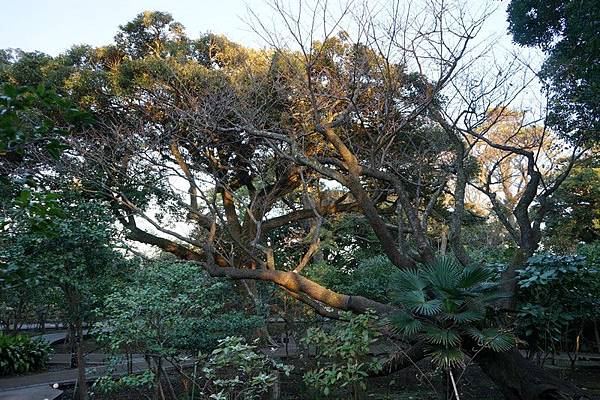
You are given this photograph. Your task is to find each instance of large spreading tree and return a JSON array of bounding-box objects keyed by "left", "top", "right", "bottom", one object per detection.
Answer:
[{"left": 1, "top": 2, "right": 597, "bottom": 400}]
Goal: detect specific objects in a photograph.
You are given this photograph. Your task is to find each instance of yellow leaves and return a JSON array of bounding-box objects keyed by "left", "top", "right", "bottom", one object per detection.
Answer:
[{"left": 141, "top": 11, "right": 155, "bottom": 27}]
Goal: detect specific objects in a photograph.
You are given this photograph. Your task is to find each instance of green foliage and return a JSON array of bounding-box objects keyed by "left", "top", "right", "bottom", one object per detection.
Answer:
[
  {"left": 507, "top": 0, "right": 600, "bottom": 141},
  {"left": 0, "top": 82, "right": 92, "bottom": 238},
  {"left": 0, "top": 83, "right": 90, "bottom": 161},
  {"left": 200, "top": 336, "right": 291, "bottom": 400},
  {"left": 96, "top": 336, "right": 291, "bottom": 399},
  {"left": 0, "top": 192, "right": 129, "bottom": 334},
  {"left": 93, "top": 370, "right": 155, "bottom": 395},
  {"left": 516, "top": 251, "right": 600, "bottom": 352},
  {"left": 115, "top": 11, "right": 186, "bottom": 59},
  {"left": 543, "top": 163, "right": 600, "bottom": 249},
  {"left": 96, "top": 259, "right": 262, "bottom": 356},
  {"left": 0, "top": 333, "right": 50, "bottom": 376},
  {"left": 302, "top": 312, "right": 382, "bottom": 398},
  {"left": 390, "top": 257, "right": 515, "bottom": 368},
  {"left": 305, "top": 255, "right": 398, "bottom": 304}
]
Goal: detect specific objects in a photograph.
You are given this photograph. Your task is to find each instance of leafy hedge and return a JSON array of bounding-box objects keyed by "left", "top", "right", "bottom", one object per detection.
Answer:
[{"left": 0, "top": 333, "right": 50, "bottom": 376}]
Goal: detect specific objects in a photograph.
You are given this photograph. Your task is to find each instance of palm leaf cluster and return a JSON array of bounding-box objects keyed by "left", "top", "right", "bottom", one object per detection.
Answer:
[{"left": 389, "top": 257, "right": 515, "bottom": 367}]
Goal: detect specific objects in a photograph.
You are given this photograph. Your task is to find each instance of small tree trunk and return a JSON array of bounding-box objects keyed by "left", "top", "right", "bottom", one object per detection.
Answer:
[
  {"left": 571, "top": 324, "right": 584, "bottom": 370},
  {"left": 269, "top": 370, "right": 281, "bottom": 400},
  {"left": 161, "top": 365, "right": 177, "bottom": 400},
  {"left": 440, "top": 226, "right": 448, "bottom": 256},
  {"left": 593, "top": 320, "right": 600, "bottom": 353},
  {"left": 75, "top": 321, "right": 88, "bottom": 400},
  {"left": 153, "top": 357, "right": 163, "bottom": 400},
  {"left": 69, "top": 323, "right": 77, "bottom": 368}
]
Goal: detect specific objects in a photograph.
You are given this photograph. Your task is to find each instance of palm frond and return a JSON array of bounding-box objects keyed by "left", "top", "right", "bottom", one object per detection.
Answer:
[
  {"left": 458, "top": 265, "right": 494, "bottom": 289},
  {"left": 430, "top": 348, "right": 464, "bottom": 368},
  {"left": 443, "top": 309, "right": 484, "bottom": 323},
  {"left": 464, "top": 290, "right": 510, "bottom": 311},
  {"left": 412, "top": 299, "right": 443, "bottom": 316},
  {"left": 423, "top": 257, "right": 461, "bottom": 290},
  {"left": 393, "top": 269, "right": 427, "bottom": 292},
  {"left": 395, "top": 289, "right": 426, "bottom": 305},
  {"left": 466, "top": 327, "right": 515, "bottom": 352},
  {"left": 422, "top": 325, "right": 462, "bottom": 347},
  {"left": 389, "top": 312, "right": 423, "bottom": 336},
  {"left": 397, "top": 288, "right": 443, "bottom": 316}
]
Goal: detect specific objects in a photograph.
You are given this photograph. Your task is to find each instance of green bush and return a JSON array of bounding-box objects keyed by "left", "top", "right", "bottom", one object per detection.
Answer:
[
  {"left": 200, "top": 336, "right": 292, "bottom": 400},
  {"left": 516, "top": 251, "right": 600, "bottom": 354},
  {"left": 0, "top": 333, "right": 50, "bottom": 376},
  {"left": 305, "top": 255, "right": 399, "bottom": 303},
  {"left": 302, "top": 312, "right": 382, "bottom": 399}
]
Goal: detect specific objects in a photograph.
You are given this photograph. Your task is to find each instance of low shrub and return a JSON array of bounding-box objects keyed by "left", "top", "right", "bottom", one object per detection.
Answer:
[
  {"left": 201, "top": 336, "right": 292, "bottom": 400},
  {"left": 302, "top": 312, "right": 382, "bottom": 399},
  {"left": 0, "top": 333, "right": 50, "bottom": 376}
]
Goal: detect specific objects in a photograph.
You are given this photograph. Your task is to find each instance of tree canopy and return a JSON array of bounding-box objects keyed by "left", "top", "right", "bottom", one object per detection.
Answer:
[
  {"left": 1, "top": 3, "right": 599, "bottom": 400},
  {"left": 507, "top": 0, "right": 600, "bottom": 142}
]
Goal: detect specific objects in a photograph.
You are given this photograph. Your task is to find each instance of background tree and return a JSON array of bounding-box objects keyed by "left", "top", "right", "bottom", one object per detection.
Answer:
[
  {"left": 507, "top": 0, "right": 600, "bottom": 143},
  {"left": 0, "top": 191, "right": 130, "bottom": 400},
  {"left": 543, "top": 156, "right": 600, "bottom": 250}
]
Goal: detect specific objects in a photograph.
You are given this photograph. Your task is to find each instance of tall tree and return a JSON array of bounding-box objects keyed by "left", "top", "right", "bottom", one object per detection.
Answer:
[
  {"left": 543, "top": 156, "right": 600, "bottom": 249},
  {"left": 507, "top": 0, "right": 600, "bottom": 142},
  {"left": 1, "top": 3, "right": 595, "bottom": 399}
]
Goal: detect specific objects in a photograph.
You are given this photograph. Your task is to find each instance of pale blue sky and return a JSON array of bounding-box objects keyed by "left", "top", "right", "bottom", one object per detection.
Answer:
[
  {"left": 0, "top": 0, "right": 272, "bottom": 55},
  {"left": 0, "top": 0, "right": 519, "bottom": 55}
]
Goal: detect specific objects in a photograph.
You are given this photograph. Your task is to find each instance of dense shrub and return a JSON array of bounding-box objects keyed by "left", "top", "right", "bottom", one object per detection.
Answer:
[
  {"left": 302, "top": 312, "right": 382, "bottom": 399},
  {"left": 200, "top": 336, "right": 291, "bottom": 400},
  {"left": 93, "top": 259, "right": 265, "bottom": 396},
  {"left": 0, "top": 333, "right": 50, "bottom": 376},
  {"left": 516, "top": 250, "right": 600, "bottom": 355}
]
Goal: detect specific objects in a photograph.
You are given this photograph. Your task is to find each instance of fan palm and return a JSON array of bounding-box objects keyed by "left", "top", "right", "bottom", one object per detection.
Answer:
[{"left": 389, "top": 257, "right": 515, "bottom": 367}]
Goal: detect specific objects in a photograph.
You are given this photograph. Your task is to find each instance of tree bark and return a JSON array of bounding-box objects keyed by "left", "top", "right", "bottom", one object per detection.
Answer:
[
  {"left": 153, "top": 357, "right": 163, "bottom": 400},
  {"left": 75, "top": 320, "right": 88, "bottom": 400}
]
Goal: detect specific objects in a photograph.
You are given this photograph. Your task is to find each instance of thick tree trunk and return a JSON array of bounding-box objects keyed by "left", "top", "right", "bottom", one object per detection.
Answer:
[
  {"left": 475, "top": 349, "right": 598, "bottom": 400},
  {"left": 500, "top": 247, "right": 532, "bottom": 310}
]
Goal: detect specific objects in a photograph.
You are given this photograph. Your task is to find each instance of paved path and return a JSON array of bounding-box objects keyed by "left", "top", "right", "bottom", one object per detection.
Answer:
[
  {"left": 0, "top": 357, "right": 197, "bottom": 393},
  {"left": 35, "top": 332, "right": 68, "bottom": 346},
  {"left": 48, "top": 353, "right": 144, "bottom": 365},
  {"left": 34, "top": 330, "right": 98, "bottom": 345},
  {"left": 4, "top": 324, "right": 66, "bottom": 331},
  {"left": 0, "top": 358, "right": 151, "bottom": 391},
  {"left": 0, "top": 385, "right": 62, "bottom": 400}
]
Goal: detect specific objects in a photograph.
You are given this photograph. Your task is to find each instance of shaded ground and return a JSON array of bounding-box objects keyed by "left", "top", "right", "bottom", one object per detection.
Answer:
[
  {"left": 277, "top": 359, "right": 502, "bottom": 400},
  {"left": 2, "top": 332, "right": 599, "bottom": 400},
  {"left": 50, "top": 337, "right": 103, "bottom": 355},
  {"left": 56, "top": 360, "right": 600, "bottom": 400}
]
